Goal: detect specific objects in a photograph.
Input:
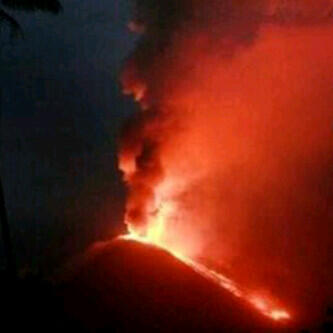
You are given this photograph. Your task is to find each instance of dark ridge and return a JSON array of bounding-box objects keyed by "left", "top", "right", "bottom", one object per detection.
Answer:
[{"left": 60, "top": 238, "right": 292, "bottom": 332}]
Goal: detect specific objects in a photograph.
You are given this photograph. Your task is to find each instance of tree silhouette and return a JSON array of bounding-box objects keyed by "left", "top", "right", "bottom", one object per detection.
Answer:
[
  {"left": 0, "top": 0, "right": 62, "bottom": 279},
  {"left": 0, "top": 0, "right": 62, "bottom": 37}
]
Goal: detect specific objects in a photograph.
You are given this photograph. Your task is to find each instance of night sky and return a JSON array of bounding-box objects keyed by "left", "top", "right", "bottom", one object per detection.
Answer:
[{"left": 0, "top": 0, "right": 136, "bottom": 271}]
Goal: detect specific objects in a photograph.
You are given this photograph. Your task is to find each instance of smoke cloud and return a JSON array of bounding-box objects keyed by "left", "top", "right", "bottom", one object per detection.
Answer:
[{"left": 119, "top": 0, "right": 333, "bottom": 323}]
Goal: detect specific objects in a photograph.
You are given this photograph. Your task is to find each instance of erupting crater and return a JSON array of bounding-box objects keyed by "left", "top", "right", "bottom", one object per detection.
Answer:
[{"left": 120, "top": 209, "right": 291, "bottom": 324}]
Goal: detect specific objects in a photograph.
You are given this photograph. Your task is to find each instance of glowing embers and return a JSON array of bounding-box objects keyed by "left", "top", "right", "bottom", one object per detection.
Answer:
[
  {"left": 146, "top": 202, "right": 172, "bottom": 245},
  {"left": 249, "top": 295, "right": 291, "bottom": 321},
  {"left": 126, "top": 190, "right": 177, "bottom": 248}
]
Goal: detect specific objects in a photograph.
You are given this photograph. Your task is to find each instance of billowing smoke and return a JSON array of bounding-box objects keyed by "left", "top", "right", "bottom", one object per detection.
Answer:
[{"left": 119, "top": 0, "right": 333, "bottom": 323}]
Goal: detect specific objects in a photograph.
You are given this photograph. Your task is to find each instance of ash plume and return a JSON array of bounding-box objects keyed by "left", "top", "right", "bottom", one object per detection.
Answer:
[{"left": 119, "top": 0, "right": 333, "bottom": 323}]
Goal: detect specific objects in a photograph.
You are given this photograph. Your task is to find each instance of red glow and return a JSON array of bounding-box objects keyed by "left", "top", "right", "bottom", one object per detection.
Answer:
[
  {"left": 118, "top": 1, "right": 333, "bottom": 326},
  {"left": 121, "top": 198, "right": 291, "bottom": 322}
]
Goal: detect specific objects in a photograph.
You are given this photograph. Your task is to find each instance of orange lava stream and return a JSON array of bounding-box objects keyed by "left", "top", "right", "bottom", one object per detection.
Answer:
[{"left": 120, "top": 232, "right": 291, "bottom": 322}]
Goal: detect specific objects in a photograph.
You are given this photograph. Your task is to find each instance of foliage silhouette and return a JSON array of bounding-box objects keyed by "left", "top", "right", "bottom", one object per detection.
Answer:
[
  {"left": 0, "top": 0, "right": 63, "bottom": 279},
  {"left": 0, "top": 0, "right": 62, "bottom": 37}
]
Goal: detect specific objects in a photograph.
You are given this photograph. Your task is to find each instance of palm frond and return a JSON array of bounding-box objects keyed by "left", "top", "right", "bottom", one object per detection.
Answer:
[
  {"left": 0, "top": 8, "right": 23, "bottom": 38},
  {"left": 1, "top": 0, "right": 63, "bottom": 14}
]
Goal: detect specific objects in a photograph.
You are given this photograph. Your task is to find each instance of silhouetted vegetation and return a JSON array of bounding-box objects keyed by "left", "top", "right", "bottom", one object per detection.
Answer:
[
  {"left": 0, "top": 0, "right": 63, "bottom": 279},
  {"left": 0, "top": 0, "right": 62, "bottom": 37}
]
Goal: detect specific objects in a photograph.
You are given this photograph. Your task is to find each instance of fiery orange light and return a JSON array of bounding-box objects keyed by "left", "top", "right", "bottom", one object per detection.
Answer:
[
  {"left": 121, "top": 197, "right": 291, "bottom": 323},
  {"left": 117, "top": 1, "right": 333, "bottom": 325}
]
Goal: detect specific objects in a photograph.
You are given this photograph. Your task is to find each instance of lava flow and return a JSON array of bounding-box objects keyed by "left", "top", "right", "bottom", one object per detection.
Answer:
[{"left": 120, "top": 202, "right": 291, "bottom": 323}]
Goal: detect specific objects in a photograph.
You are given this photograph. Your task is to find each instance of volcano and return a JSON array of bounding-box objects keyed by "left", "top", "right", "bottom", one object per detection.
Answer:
[{"left": 62, "top": 238, "right": 293, "bottom": 332}]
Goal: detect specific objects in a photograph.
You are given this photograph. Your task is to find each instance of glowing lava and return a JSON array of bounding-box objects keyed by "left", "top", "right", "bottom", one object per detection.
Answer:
[{"left": 121, "top": 202, "right": 291, "bottom": 323}]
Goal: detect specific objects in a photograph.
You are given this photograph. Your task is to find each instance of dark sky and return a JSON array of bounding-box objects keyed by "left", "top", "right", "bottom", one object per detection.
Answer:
[{"left": 0, "top": 0, "right": 137, "bottom": 271}]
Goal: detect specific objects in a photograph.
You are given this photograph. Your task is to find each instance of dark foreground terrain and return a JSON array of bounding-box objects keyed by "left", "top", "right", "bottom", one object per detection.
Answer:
[{"left": 1, "top": 238, "right": 332, "bottom": 332}]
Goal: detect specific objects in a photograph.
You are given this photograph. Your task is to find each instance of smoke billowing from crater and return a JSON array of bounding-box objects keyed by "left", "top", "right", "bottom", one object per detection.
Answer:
[{"left": 119, "top": 0, "right": 333, "bottom": 323}]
